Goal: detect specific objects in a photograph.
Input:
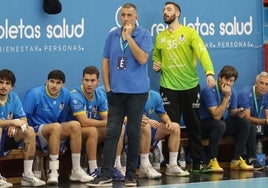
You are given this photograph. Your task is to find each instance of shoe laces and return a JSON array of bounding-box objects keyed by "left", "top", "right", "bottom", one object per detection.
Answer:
[
  {"left": 238, "top": 157, "right": 248, "bottom": 166},
  {"left": 74, "top": 167, "right": 88, "bottom": 176},
  {"left": 210, "top": 158, "right": 221, "bottom": 168},
  {"left": 168, "top": 164, "right": 183, "bottom": 172},
  {"left": 113, "top": 167, "right": 124, "bottom": 175},
  {"left": 90, "top": 168, "right": 101, "bottom": 178},
  {"left": 148, "top": 165, "right": 159, "bottom": 173},
  {"left": 30, "top": 176, "right": 42, "bottom": 183},
  {"left": 48, "top": 170, "right": 58, "bottom": 178},
  {"left": 116, "top": 166, "right": 125, "bottom": 175},
  {"left": 23, "top": 173, "right": 39, "bottom": 182},
  {"left": 0, "top": 174, "right": 7, "bottom": 181},
  {"left": 0, "top": 174, "right": 6, "bottom": 181}
]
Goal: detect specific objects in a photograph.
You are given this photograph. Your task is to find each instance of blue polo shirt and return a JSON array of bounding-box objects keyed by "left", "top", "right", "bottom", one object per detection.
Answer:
[
  {"left": 238, "top": 86, "right": 268, "bottom": 118},
  {"left": 103, "top": 26, "right": 152, "bottom": 94},
  {"left": 199, "top": 85, "right": 238, "bottom": 120}
]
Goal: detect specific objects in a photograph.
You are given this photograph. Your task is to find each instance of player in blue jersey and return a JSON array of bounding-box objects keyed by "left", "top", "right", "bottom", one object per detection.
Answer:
[
  {"left": 138, "top": 90, "right": 190, "bottom": 178},
  {"left": 237, "top": 71, "right": 268, "bottom": 170},
  {"left": 22, "top": 70, "right": 93, "bottom": 185},
  {"left": 0, "top": 69, "right": 45, "bottom": 187},
  {"left": 68, "top": 66, "right": 125, "bottom": 180}
]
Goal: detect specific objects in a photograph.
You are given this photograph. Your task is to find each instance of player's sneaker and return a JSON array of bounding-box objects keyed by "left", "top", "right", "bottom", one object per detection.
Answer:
[
  {"left": 139, "top": 165, "right": 162, "bottom": 179},
  {"left": 69, "top": 167, "right": 94, "bottom": 182},
  {"left": 47, "top": 170, "right": 59, "bottom": 185},
  {"left": 112, "top": 167, "right": 125, "bottom": 181},
  {"left": 125, "top": 176, "right": 137, "bottom": 187},
  {"left": 191, "top": 161, "right": 213, "bottom": 173},
  {"left": 86, "top": 175, "right": 112, "bottom": 187},
  {"left": 248, "top": 158, "right": 265, "bottom": 171},
  {"left": 230, "top": 156, "right": 254, "bottom": 171},
  {"left": 165, "top": 164, "right": 190, "bottom": 176},
  {"left": 0, "top": 174, "right": 13, "bottom": 188},
  {"left": 208, "top": 158, "right": 224, "bottom": 173},
  {"left": 89, "top": 168, "right": 102, "bottom": 178},
  {"left": 21, "top": 172, "right": 46, "bottom": 187}
]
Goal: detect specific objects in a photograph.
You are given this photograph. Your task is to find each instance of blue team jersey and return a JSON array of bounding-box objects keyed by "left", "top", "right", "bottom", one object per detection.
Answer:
[
  {"left": 238, "top": 86, "right": 268, "bottom": 118},
  {"left": 199, "top": 85, "right": 238, "bottom": 120},
  {"left": 0, "top": 92, "right": 26, "bottom": 121},
  {"left": 103, "top": 26, "right": 152, "bottom": 94},
  {"left": 143, "top": 90, "right": 166, "bottom": 145},
  {"left": 22, "top": 85, "right": 70, "bottom": 131},
  {"left": 68, "top": 86, "right": 108, "bottom": 120},
  {"left": 144, "top": 90, "right": 166, "bottom": 119},
  {"left": 0, "top": 92, "right": 26, "bottom": 156}
]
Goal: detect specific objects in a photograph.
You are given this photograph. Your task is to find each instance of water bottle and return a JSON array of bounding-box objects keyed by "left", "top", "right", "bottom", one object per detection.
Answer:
[
  {"left": 149, "top": 151, "right": 154, "bottom": 163},
  {"left": 152, "top": 145, "right": 161, "bottom": 170},
  {"left": 178, "top": 147, "right": 186, "bottom": 169},
  {"left": 256, "top": 139, "right": 263, "bottom": 154},
  {"left": 33, "top": 154, "right": 41, "bottom": 179},
  {"left": 256, "top": 124, "right": 264, "bottom": 135},
  {"left": 256, "top": 138, "right": 266, "bottom": 166}
]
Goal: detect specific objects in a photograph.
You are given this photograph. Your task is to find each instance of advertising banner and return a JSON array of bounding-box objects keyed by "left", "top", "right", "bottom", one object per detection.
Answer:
[{"left": 0, "top": 0, "right": 263, "bottom": 98}]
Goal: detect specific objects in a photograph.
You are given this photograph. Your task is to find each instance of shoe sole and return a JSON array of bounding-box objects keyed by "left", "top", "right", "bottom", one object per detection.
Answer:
[
  {"left": 165, "top": 172, "right": 190, "bottom": 177},
  {"left": 191, "top": 170, "right": 201, "bottom": 173},
  {"left": 138, "top": 173, "right": 162, "bottom": 179},
  {"left": 201, "top": 170, "right": 213, "bottom": 173},
  {"left": 230, "top": 167, "right": 254, "bottom": 171},
  {"left": 21, "top": 181, "right": 46, "bottom": 187},
  {"left": 70, "top": 178, "right": 93, "bottom": 183},
  {"left": 0, "top": 184, "right": 13, "bottom": 188},
  {"left": 253, "top": 166, "right": 265, "bottom": 171},
  {"left": 47, "top": 181, "right": 58, "bottom": 185},
  {"left": 191, "top": 168, "right": 213, "bottom": 173},
  {"left": 112, "top": 177, "right": 125, "bottom": 181},
  {"left": 125, "top": 183, "right": 137, "bottom": 187},
  {"left": 211, "top": 169, "right": 224, "bottom": 173},
  {"left": 86, "top": 182, "right": 113, "bottom": 187}
]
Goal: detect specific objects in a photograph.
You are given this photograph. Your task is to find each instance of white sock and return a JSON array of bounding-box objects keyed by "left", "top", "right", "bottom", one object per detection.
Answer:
[
  {"left": 115, "top": 155, "right": 122, "bottom": 168},
  {"left": 140, "top": 153, "right": 150, "bottom": 167},
  {"left": 24, "top": 160, "right": 33, "bottom": 175},
  {"left": 88, "top": 160, "right": 98, "bottom": 173},
  {"left": 49, "top": 154, "right": 59, "bottom": 161},
  {"left": 72, "top": 153, "right": 81, "bottom": 170},
  {"left": 49, "top": 154, "right": 59, "bottom": 173},
  {"left": 169, "top": 152, "right": 178, "bottom": 165}
]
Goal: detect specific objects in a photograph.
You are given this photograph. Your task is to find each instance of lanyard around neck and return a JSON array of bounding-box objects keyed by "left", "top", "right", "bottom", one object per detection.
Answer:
[
  {"left": 253, "top": 85, "right": 261, "bottom": 117},
  {"left": 215, "top": 82, "right": 221, "bottom": 103},
  {"left": 120, "top": 37, "right": 128, "bottom": 55}
]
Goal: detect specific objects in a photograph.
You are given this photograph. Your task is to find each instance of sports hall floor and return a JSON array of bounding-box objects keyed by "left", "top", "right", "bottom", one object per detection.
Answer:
[{"left": 10, "top": 166, "right": 268, "bottom": 188}]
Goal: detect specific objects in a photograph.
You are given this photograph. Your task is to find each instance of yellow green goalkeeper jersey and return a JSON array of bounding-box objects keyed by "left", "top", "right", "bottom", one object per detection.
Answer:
[{"left": 153, "top": 25, "right": 214, "bottom": 90}]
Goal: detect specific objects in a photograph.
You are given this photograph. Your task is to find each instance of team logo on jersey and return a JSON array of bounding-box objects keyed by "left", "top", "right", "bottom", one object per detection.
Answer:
[
  {"left": 88, "top": 105, "right": 98, "bottom": 118},
  {"left": 59, "top": 102, "right": 64, "bottom": 111},
  {"left": 160, "top": 37, "right": 166, "bottom": 43},
  {"left": 148, "top": 107, "right": 154, "bottom": 115},
  {"left": 72, "top": 99, "right": 83, "bottom": 110},
  {"left": 7, "top": 112, "right": 13, "bottom": 120},
  {"left": 42, "top": 104, "right": 50, "bottom": 112},
  {"left": 179, "top": 34, "right": 185, "bottom": 42},
  {"left": 161, "top": 92, "right": 170, "bottom": 105}
]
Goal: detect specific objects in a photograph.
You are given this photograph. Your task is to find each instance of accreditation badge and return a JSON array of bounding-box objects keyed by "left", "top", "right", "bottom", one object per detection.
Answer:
[{"left": 117, "top": 56, "right": 127, "bottom": 70}]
